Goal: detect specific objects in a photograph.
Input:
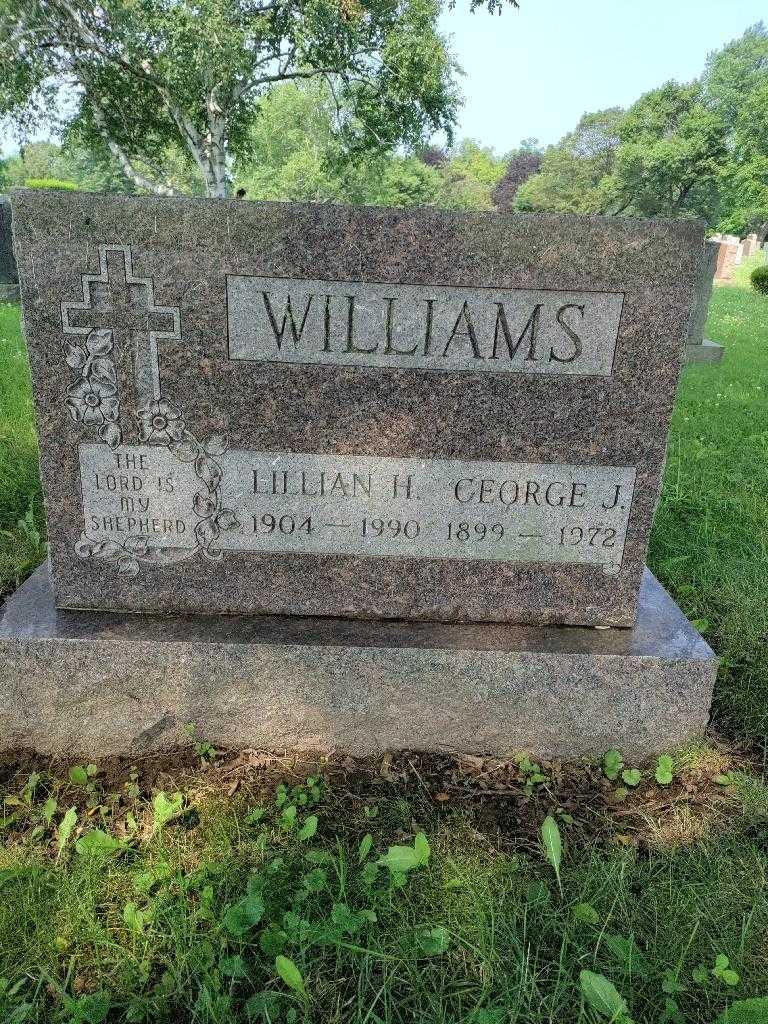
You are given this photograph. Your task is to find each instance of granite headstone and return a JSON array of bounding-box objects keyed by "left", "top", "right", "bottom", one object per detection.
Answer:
[
  {"left": 684, "top": 239, "right": 723, "bottom": 364},
  {"left": 1, "top": 190, "right": 717, "bottom": 758},
  {"left": 11, "top": 191, "right": 705, "bottom": 627},
  {"left": 0, "top": 197, "right": 19, "bottom": 302}
]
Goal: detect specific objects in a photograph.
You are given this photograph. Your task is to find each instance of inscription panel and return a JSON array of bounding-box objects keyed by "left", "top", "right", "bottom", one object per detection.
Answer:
[
  {"left": 79, "top": 446, "right": 635, "bottom": 571},
  {"left": 227, "top": 276, "right": 624, "bottom": 376}
]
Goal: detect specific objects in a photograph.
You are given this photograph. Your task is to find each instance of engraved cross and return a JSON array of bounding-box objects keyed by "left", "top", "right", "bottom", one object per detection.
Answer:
[{"left": 61, "top": 245, "right": 181, "bottom": 408}]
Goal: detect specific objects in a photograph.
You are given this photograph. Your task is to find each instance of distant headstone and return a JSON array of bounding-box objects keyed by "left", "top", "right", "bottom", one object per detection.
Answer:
[
  {"left": 1, "top": 190, "right": 717, "bottom": 759},
  {"left": 685, "top": 240, "right": 723, "bottom": 364},
  {"left": 714, "top": 239, "right": 739, "bottom": 281},
  {"left": 0, "top": 197, "right": 19, "bottom": 302},
  {"left": 741, "top": 233, "right": 760, "bottom": 260}
]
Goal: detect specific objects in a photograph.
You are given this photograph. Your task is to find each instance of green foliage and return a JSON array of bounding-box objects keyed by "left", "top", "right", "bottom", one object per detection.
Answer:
[
  {"left": 0, "top": 0, "right": 470, "bottom": 197},
  {"left": 717, "top": 998, "right": 768, "bottom": 1023},
  {"left": 151, "top": 791, "right": 185, "bottom": 834},
  {"left": 541, "top": 816, "right": 562, "bottom": 895},
  {"left": 655, "top": 755, "right": 675, "bottom": 786},
  {"left": 621, "top": 769, "right": 642, "bottom": 788},
  {"left": 603, "top": 749, "right": 624, "bottom": 781},
  {"left": 579, "top": 970, "right": 631, "bottom": 1021},
  {"left": 517, "top": 23, "right": 768, "bottom": 231},
  {"left": 21, "top": 177, "right": 78, "bottom": 190},
  {"left": 713, "top": 954, "right": 741, "bottom": 987},
  {"left": 234, "top": 81, "right": 502, "bottom": 211},
  {"left": 750, "top": 265, "right": 768, "bottom": 294},
  {"left": 515, "top": 108, "right": 625, "bottom": 214}
]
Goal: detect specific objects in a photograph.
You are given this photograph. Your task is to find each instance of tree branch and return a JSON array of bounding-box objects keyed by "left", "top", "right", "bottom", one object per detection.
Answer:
[{"left": 90, "top": 101, "right": 178, "bottom": 196}]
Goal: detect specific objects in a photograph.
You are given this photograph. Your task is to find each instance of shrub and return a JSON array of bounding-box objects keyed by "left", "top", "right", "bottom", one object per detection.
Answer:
[
  {"left": 23, "top": 178, "right": 78, "bottom": 191},
  {"left": 750, "top": 264, "right": 768, "bottom": 294}
]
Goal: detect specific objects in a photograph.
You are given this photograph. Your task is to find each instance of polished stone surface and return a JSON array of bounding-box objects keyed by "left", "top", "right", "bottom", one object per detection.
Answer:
[
  {"left": 0, "top": 197, "right": 18, "bottom": 302},
  {"left": 12, "top": 190, "right": 705, "bottom": 625},
  {"left": 0, "top": 564, "right": 717, "bottom": 758}
]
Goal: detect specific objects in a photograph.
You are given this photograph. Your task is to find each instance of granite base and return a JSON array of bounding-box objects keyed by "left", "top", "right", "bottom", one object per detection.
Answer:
[
  {"left": 685, "top": 338, "right": 724, "bottom": 364},
  {"left": 0, "top": 564, "right": 717, "bottom": 760}
]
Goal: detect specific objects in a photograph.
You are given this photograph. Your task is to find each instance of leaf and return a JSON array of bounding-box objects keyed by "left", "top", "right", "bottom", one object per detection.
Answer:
[
  {"left": 195, "top": 517, "right": 220, "bottom": 549},
  {"left": 604, "top": 933, "right": 649, "bottom": 977},
  {"left": 414, "top": 925, "right": 450, "bottom": 956},
  {"left": 170, "top": 439, "right": 199, "bottom": 463},
  {"left": 377, "top": 845, "right": 420, "bottom": 873},
  {"left": 123, "top": 535, "right": 149, "bottom": 556},
  {"left": 216, "top": 508, "right": 240, "bottom": 531},
  {"left": 193, "top": 492, "right": 217, "bottom": 517},
  {"left": 602, "top": 749, "right": 624, "bottom": 781},
  {"left": 204, "top": 433, "right": 228, "bottom": 457},
  {"left": 75, "top": 829, "right": 127, "bottom": 858},
  {"left": 86, "top": 329, "right": 114, "bottom": 355},
  {"left": 223, "top": 894, "right": 265, "bottom": 936},
  {"left": 655, "top": 755, "right": 675, "bottom": 786},
  {"left": 714, "top": 773, "right": 736, "bottom": 786},
  {"left": 621, "top": 768, "right": 642, "bottom": 787},
  {"left": 275, "top": 956, "right": 306, "bottom": 997},
  {"left": 298, "top": 815, "right": 318, "bottom": 841},
  {"left": 579, "top": 970, "right": 629, "bottom": 1019},
  {"left": 117, "top": 555, "right": 140, "bottom": 577},
  {"left": 279, "top": 805, "right": 297, "bottom": 831},
  {"left": 41, "top": 797, "right": 58, "bottom": 824},
  {"left": 99, "top": 421, "right": 122, "bottom": 450},
  {"left": 69, "top": 766, "right": 89, "bottom": 786},
  {"left": 56, "top": 807, "right": 78, "bottom": 861},
  {"left": 717, "top": 998, "right": 768, "bottom": 1023},
  {"left": 91, "top": 539, "right": 122, "bottom": 560},
  {"left": 89, "top": 356, "right": 117, "bottom": 385},
  {"left": 358, "top": 833, "right": 373, "bottom": 864},
  {"left": 246, "top": 991, "right": 283, "bottom": 1020},
  {"left": 541, "top": 816, "right": 562, "bottom": 894},
  {"left": 413, "top": 832, "right": 431, "bottom": 865},
  {"left": 123, "top": 901, "right": 149, "bottom": 934},
  {"left": 661, "top": 969, "right": 686, "bottom": 995},
  {"left": 152, "top": 791, "right": 185, "bottom": 834},
  {"left": 690, "top": 617, "right": 710, "bottom": 633},
  {"left": 194, "top": 453, "right": 223, "bottom": 492},
  {"left": 573, "top": 902, "right": 600, "bottom": 925},
  {"left": 65, "top": 344, "right": 87, "bottom": 369},
  {"left": 220, "top": 955, "right": 249, "bottom": 979}
]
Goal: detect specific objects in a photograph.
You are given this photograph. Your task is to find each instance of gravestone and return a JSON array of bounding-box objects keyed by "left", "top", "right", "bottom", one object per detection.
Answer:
[
  {"left": 741, "top": 233, "right": 759, "bottom": 261},
  {"left": 684, "top": 239, "right": 723, "bottom": 364},
  {"left": 714, "top": 238, "right": 739, "bottom": 281},
  {"left": 0, "top": 190, "right": 717, "bottom": 759},
  {"left": 0, "top": 197, "right": 19, "bottom": 302}
]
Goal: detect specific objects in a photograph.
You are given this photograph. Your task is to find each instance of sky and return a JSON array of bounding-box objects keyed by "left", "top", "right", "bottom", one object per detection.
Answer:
[
  {"left": 439, "top": 0, "right": 767, "bottom": 153},
  {"left": 2, "top": 0, "right": 765, "bottom": 159}
]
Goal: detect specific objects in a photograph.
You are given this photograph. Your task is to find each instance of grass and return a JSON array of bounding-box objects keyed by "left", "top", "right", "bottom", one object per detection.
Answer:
[
  {"left": 0, "top": 301, "right": 45, "bottom": 596},
  {"left": 0, "top": 752, "right": 767, "bottom": 1023},
  {"left": 1, "top": 267, "right": 768, "bottom": 1022},
  {"left": 649, "top": 254, "right": 768, "bottom": 742}
]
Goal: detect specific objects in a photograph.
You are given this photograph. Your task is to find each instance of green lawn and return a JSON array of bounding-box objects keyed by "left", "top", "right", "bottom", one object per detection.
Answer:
[{"left": 1, "top": 274, "right": 768, "bottom": 1023}]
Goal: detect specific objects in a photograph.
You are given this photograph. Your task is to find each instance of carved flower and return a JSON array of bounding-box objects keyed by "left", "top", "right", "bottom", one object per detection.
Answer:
[
  {"left": 137, "top": 400, "right": 186, "bottom": 444},
  {"left": 66, "top": 379, "right": 119, "bottom": 425}
]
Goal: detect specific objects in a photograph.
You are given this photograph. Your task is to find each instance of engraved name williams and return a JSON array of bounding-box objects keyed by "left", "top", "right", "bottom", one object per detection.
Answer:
[
  {"left": 255, "top": 291, "right": 585, "bottom": 364},
  {"left": 229, "top": 275, "right": 624, "bottom": 373}
]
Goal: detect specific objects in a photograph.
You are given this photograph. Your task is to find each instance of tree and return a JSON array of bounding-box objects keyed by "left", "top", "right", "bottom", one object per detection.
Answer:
[
  {"left": 0, "top": 139, "right": 133, "bottom": 193},
  {"left": 515, "top": 108, "right": 625, "bottom": 213},
  {"left": 1, "top": 0, "right": 516, "bottom": 199},
  {"left": 492, "top": 143, "right": 542, "bottom": 211},
  {"left": 703, "top": 21, "right": 768, "bottom": 130},
  {"left": 597, "top": 82, "right": 728, "bottom": 220}
]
